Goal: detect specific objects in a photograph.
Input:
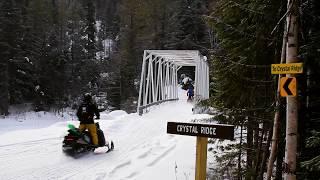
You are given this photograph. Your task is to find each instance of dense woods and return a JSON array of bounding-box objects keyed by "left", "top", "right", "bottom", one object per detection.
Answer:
[
  {"left": 0, "top": 0, "right": 319, "bottom": 179},
  {"left": 205, "top": 0, "right": 320, "bottom": 179}
]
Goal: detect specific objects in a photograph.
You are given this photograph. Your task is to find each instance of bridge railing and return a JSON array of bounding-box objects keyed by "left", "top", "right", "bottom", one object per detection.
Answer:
[{"left": 138, "top": 98, "right": 179, "bottom": 115}]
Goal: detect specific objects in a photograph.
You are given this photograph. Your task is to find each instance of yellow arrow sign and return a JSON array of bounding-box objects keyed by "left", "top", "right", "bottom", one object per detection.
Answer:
[
  {"left": 271, "top": 63, "right": 303, "bottom": 74},
  {"left": 280, "top": 77, "right": 296, "bottom": 97}
]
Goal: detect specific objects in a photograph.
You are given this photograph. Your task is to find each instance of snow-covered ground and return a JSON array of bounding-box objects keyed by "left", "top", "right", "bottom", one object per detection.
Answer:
[{"left": 0, "top": 89, "right": 212, "bottom": 180}]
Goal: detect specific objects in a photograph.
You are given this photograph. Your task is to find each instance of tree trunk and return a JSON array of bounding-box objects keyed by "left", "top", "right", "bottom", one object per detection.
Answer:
[
  {"left": 252, "top": 122, "right": 259, "bottom": 174},
  {"left": 238, "top": 124, "right": 243, "bottom": 180},
  {"left": 284, "top": 0, "right": 299, "bottom": 179},
  {"left": 258, "top": 124, "right": 273, "bottom": 179},
  {"left": 254, "top": 123, "right": 265, "bottom": 179},
  {"left": 0, "top": 62, "right": 9, "bottom": 116},
  {"left": 266, "top": 22, "right": 287, "bottom": 179},
  {"left": 276, "top": 139, "right": 285, "bottom": 180},
  {"left": 247, "top": 118, "right": 253, "bottom": 178}
]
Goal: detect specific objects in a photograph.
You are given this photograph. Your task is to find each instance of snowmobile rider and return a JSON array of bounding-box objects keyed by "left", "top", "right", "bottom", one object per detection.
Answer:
[
  {"left": 76, "top": 93, "right": 100, "bottom": 146},
  {"left": 187, "top": 86, "right": 194, "bottom": 101}
]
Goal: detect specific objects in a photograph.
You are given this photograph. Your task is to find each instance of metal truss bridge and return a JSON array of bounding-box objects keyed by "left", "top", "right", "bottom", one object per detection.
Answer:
[{"left": 137, "top": 50, "right": 209, "bottom": 115}]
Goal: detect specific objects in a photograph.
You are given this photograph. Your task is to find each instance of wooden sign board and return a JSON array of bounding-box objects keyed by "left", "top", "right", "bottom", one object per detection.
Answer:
[
  {"left": 167, "top": 122, "right": 234, "bottom": 140},
  {"left": 271, "top": 63, "right": 303, "bottom": 74}
]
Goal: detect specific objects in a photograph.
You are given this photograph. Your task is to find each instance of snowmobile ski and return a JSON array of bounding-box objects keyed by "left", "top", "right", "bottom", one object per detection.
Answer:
[{"left": 94, "top": 140, "right": 114, "bottom": 154}]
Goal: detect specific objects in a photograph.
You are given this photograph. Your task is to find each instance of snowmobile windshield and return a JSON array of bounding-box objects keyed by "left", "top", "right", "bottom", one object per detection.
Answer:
[
  {"left": 68, "top": 124, "right": 76, "bottom": 130},
  {"left": 67, "top": 124, "right": 81, "bottom": 136}
]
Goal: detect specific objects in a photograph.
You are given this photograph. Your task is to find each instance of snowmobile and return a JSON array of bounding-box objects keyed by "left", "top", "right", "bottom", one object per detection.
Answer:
[{"left": 62, "top": 122, "right": 114, "bottom": 156}]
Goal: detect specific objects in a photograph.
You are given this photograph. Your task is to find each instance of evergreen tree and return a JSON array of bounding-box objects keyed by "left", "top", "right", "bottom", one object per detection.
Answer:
[
  {"left": 0, "top": 0, "right": 35, "bottom": 111},
  {"left": 165, "top": 0, "right": 210, "bottom": 54},
  {"left": 118, "top": 0, "right": 153, "bottom": 111},
  {"left": 206, "top": 0, "right": 282, "bottom": 178},
  {"left": 7, "top": 1, "right": 35, "bottom": 104},
  {"left": 298, "top": 0, "right": 320, "bottom": 178},
  {"left": 83, "top": 0, "right": 96, "bottom": 60},
  {"left": 0, "top": 0, "right": 14, "bottom": 115}
]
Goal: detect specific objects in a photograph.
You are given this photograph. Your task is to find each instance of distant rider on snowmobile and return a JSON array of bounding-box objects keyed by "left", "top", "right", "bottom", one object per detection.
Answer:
[
  {"left": 187, "top": 85, "right": 194, "bottom": 101},
  {"left": 76, "top": 93, "right": 100, "bottom": 146}
]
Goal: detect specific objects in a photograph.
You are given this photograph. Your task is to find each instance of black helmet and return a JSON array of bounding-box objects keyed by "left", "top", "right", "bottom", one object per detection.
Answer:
[{"left": 83, "top": 93, "right": 92, "bottom": 102}]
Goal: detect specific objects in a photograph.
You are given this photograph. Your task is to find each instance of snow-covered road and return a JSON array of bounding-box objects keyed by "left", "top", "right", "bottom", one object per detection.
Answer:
[{"left": 0, "top": 91, "right": 212, "bottom": 180}]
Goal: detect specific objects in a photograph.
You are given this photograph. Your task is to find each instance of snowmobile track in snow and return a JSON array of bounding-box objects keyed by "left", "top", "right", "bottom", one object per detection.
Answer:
[{"left": 0, "top": 137, "right": 60, "bottom": 147}]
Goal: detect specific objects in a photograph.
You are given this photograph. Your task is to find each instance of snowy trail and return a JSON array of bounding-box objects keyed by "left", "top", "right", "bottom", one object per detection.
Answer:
[{"left": 0, "top": 90, "right": 212, "bottom": 180}]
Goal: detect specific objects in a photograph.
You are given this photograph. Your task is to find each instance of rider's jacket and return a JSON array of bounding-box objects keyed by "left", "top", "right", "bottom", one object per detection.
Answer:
[{"left": 76, "top": 102, "right": 100, "bottom": 124}]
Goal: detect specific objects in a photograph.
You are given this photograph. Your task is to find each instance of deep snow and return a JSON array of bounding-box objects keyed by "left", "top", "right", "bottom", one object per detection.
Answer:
[{"left": 0, "top": 89, "right": 213, "bottom": 180}]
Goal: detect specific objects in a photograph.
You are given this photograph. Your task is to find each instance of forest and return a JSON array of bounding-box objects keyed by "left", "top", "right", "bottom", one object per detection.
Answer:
[{"left": 0, "top": 0, "right": 319, "bottom": 179}]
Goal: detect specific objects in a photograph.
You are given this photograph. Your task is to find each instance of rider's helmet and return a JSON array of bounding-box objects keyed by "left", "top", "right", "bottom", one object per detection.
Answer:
[{"left": 83, "top": 93, "right": 92, "bottom": 103}]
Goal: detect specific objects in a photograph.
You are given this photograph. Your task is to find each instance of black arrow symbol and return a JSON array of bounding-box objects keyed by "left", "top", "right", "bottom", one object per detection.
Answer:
[{"left": 283, "top": 78, "right": 293, "bottom": 95}]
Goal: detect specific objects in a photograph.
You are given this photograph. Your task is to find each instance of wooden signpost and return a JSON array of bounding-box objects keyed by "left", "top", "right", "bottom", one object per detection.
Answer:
[{"left": 167, "top": 122, "right": 234, "bottom": 180}]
